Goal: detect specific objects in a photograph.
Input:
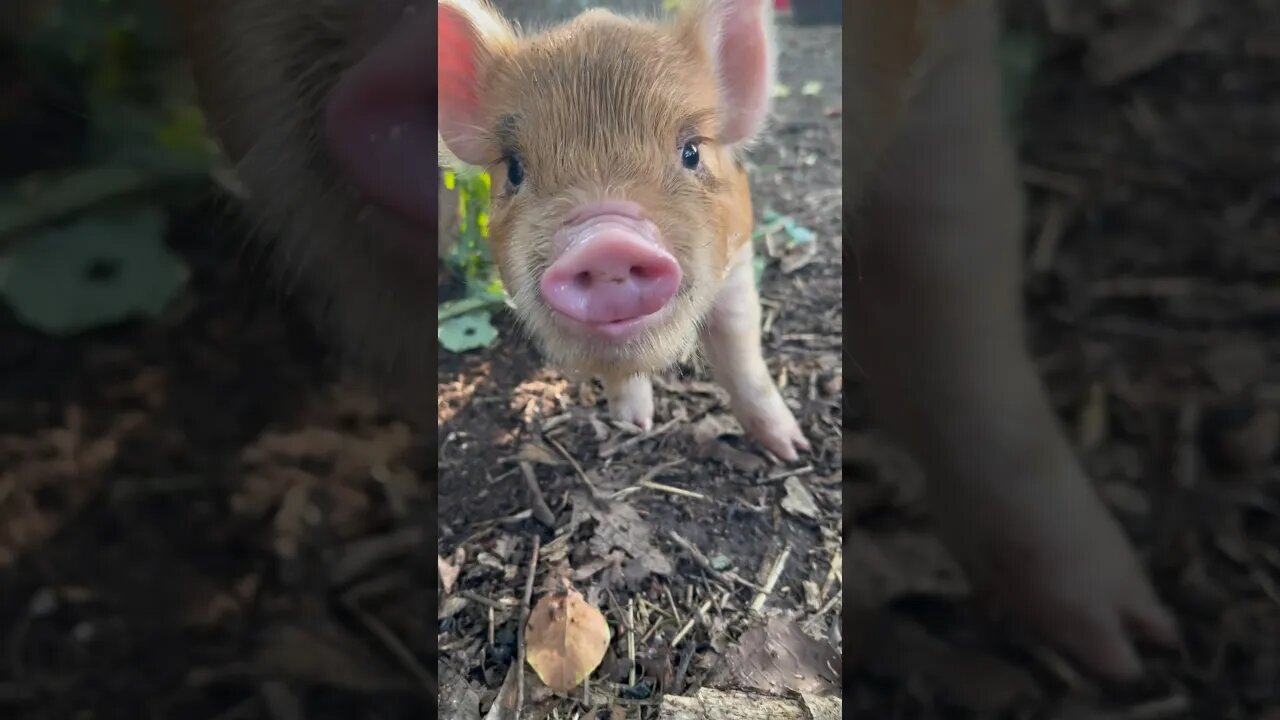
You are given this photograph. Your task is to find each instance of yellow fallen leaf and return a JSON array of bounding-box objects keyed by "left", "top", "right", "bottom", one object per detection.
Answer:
[{"left": 525, "top": 587, "right": 610, "bottom": 692}]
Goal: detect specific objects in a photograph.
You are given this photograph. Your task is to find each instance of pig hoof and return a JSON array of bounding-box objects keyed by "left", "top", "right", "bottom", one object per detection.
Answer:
[
  {"left": 937, "top": 462, "right": 1179, "bottom": 679},
  {"left": 738, "top": 396, "right": 809, "bottom": 462},
  {"left": 606, "top": 375, "right": 654, "bottom": 432}
]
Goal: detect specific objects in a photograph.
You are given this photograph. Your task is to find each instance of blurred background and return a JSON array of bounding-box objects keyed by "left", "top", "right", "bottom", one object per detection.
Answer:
[{"left": 0, "top": 0, "right": 1276, "bottom": 718}]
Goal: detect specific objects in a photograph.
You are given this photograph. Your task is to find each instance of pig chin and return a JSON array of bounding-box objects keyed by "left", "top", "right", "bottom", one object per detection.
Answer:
[{"left": 526, "top": 301, "right": 703, "bottom": 382}]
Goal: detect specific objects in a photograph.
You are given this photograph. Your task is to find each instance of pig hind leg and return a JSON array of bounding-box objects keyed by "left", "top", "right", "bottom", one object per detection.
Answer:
[
  {"left": 701, "top": 246, "right": 809, "bottom": 462},
  {"left": 849, "top": 0, "right": 1177, "bottom": 679}
]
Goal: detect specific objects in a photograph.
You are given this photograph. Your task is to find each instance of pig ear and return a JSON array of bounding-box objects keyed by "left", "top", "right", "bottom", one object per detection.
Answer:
[
  {"left": 438, "top": 0, "right": 514, "bottom": 166},
  {"left": 684, "top": 0, "right": 775, "bottom": 146}
]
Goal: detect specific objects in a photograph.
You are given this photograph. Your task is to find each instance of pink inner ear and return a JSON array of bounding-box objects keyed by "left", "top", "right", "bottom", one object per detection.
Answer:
[
  {"left": 439, "top": 5, "right": 489, "bottom": 164},
  {"left": 709, "top": 1, "right": 771, "bottom": 144}
]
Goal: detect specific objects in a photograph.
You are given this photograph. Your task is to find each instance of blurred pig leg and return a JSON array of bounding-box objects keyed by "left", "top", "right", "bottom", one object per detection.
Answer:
[
  {"left": 702, "top": 246, "right": 809, "bottom": 462},
  {"left": 848, "top": 0, "right": 1177, "bottom": 678},
  {"left": 605, "top": 374, "right": 654, "bottom": 431}
]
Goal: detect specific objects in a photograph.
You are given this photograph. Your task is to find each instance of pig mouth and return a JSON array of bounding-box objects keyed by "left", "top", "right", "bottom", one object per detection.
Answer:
[{"left": 549, "top": 302, "right": 676, "bottom": 343}]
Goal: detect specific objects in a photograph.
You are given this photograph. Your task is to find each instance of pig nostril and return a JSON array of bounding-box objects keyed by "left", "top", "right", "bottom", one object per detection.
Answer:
[
  {"left": 573, "top": 271, "right": 593, "bottom": 289},
  {"left": 630, "top": 265, "right": 646, "bottom": 279}
]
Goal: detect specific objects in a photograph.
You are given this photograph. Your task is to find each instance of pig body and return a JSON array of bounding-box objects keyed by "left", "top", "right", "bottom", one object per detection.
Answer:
[{"left": 435, "top": 0, "right": 808, "bottom": 459}]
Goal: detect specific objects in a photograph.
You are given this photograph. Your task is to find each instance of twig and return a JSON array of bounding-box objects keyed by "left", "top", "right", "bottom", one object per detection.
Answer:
[
  {"left": 1029, "top": 644, "right": 1089, "bottom": 693},
  {"left": 672, "top": 598, "right": 714, "bottom": 647},
  {"left": 665, "top": 585, "right": 683, "bottom": 626},
  {"left": 673, "top": 639, "right": 696, "bottom": 693},
  {"left": 627, "top": 598, "right": 637, "bottom": 687},
  {"left": 760, "top": 465, "right": 814, "bottom": 484},
  {"left": 519, "top": 461, "right": 557, "bottom": 527},
  {"left": 458, "top": 590, "right": 511, "bottom": 612},
  {"left": 818, "top": 547, "right": 841, "bottom": 604},
  {"left": 1174, "top": 400, "right": 1201, "bottom": 489},
  {"left": 1115, "top": 694, "right": 1191, "bottom": 720},
  {"left": 600, "top": 417, "right": 681, "bottom": 458},
  {"left": 668, "top": 530, "right": 762, "bottom": 591},
  {"left": 637, "top": 480, "right": 706, "bottom": 500},
  {"left": 750, "top": 543, "right": 792, "bottom": 613},
  {"left": 329, "top": 525, "right": 427, "bottom": 587},
  {"left": 341, "top": 596, "right": 436, "bottom": 697},
  {"left": 1029, "top": 198, "right": 1075, "bottom": 274},
  {"left": 640, "top": 459, "right": 685, "bottom": 483},
  {"left": 516, "top": 534, "right": 541, "bottom": 720},
  {"left": 546, "top": 435, "right": 598, "bottom": 494},
  {"left": 612, "top": 459, "right": 686, "bottom": 499}
]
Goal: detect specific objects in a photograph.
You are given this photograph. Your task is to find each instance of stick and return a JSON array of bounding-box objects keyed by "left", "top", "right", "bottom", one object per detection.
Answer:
[
  {"left": 519, "top": 462, "right": 557, "bottom": 527},
  {"left": 515, "top": 534, "right": 541, "bottom": 720},
  {"left": 750, "top": 543, "right": 791, "bottom": 613}
]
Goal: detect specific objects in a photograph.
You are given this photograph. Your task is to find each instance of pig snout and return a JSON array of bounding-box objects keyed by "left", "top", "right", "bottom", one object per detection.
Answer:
[{"left": 539, "top": 202, "right": 681, "bottom": 339}]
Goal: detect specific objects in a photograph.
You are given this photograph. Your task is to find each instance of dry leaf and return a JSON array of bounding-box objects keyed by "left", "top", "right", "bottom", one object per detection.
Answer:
[
  {"left": 573, "top": 490, "right": 674, "bottom": 576},
  {"left": 709, "top": 612, "right": 840, "bottom": 696},
  {"left": 525, "top": 586, "right": 611, "bottom": 692},
  {"left": 439, "top": 553, "right": 461, "bottom": 595},
  {"left": 781, "top": 477, "right": 821, "bottom": 521},
  {"left": 691, "top": 412, "right": 743, "bottom": 446},
  {"left": 517, "top": 441, "right": 565, "bottom": 467},
  {"left": 439, "top": 665, "right": 483, "bottom": 720},
  {"left": 780, "top": 240, "right": 819, "bottom": 274}
]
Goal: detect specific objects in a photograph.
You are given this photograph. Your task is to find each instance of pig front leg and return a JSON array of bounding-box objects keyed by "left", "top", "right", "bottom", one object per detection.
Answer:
[
  {"left": 850, "top": 0, "right": 1177, "bottom": 679},
  {"left": 701, "top": 246, "right": 810, "bottom": 462},
  {"left": 604, "top": 374, "right": 654, "bottom": 431}
]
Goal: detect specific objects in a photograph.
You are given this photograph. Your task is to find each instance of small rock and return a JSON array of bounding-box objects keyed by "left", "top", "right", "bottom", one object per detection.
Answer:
[{"left": 821, "top": 373, "right": 842, "bottom": 397}]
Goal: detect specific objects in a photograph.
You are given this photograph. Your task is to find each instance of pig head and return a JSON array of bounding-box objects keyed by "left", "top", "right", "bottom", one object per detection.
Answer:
[{"left": 435, "top": 0, "right": 778, "bottom": 385}]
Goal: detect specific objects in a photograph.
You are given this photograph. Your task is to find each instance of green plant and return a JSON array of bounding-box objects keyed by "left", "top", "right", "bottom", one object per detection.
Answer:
[
  {"left": 0, "top": 0, "right": 216, "bottom": 336},
  {"left": 437, "top": 168, "right": 506, "bottom": 353}
]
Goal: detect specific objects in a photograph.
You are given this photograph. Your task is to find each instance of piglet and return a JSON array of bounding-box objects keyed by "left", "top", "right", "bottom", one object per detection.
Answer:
[{"left": 436, "top": 0, "right": 809, "bottom": 460}]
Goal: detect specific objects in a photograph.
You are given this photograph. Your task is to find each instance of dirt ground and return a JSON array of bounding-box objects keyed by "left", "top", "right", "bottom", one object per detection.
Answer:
[{"left": 0, "top": 0, "right": 1276, "bottom": 719}]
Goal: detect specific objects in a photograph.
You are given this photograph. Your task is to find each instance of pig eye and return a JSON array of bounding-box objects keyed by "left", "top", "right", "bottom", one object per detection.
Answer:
[
  {"left": 506, "top": 155, "right": 525, "bottom": 188},
  {"left": 680, "top": 142, "right": 700, "bottom": 170}
]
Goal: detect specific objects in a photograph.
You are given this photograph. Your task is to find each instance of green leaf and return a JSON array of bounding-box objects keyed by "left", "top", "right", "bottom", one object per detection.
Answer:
[
  {"left": 753, "top": 255, "right": 766, "bottom": 286},
  {"left": 800, "top": 81, "right": 822, "bottom": 96},
  {"left": 784, "top": 222, "right": 816, "bottom": 245},
  {"left": 0, "top": 205, "right": 189, "bottom": 336},
  {"left": 439, "top": 311, "right": 499, "bottom": 353}
]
